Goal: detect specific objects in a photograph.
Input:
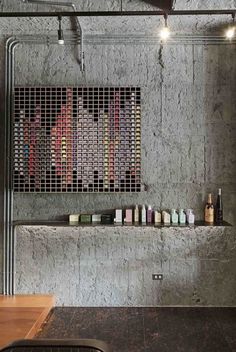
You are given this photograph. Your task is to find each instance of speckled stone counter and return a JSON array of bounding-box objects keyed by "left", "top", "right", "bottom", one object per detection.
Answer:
[
  {"left": 36, "top": 307, "right": 236, "bottom": 352},
  {"left": 15, "top": 224, "right": 236, "bottom": 306}
]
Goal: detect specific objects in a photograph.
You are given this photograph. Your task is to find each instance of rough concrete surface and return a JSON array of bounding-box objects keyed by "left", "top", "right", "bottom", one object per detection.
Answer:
[
  {"left": 0, "top": 1, "right": 235, "bottom": 303},
  {"left": 15, "top": 225, "right": 236, "bottom": 306}
]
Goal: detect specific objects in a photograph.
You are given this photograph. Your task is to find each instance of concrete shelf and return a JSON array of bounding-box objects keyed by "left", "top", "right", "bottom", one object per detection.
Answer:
[{"left": 13, "top": 220, "right": 232, "bottom": 227}]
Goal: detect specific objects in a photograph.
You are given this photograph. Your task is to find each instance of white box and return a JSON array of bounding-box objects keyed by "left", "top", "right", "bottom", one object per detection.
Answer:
[
  {"left": 92, "top": 214, "right": 102, "bottom": 223},
  {"left": 114, "top": 209, "right": 123, "bottom": 223},
  {"left": 69, "top": 214, "right": 79, "bottom": 224}
]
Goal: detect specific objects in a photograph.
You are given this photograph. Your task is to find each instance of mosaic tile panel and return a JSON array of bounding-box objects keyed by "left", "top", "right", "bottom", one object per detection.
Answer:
[{"left": 13, "top": 87, "right": 141, "bottom": 192}]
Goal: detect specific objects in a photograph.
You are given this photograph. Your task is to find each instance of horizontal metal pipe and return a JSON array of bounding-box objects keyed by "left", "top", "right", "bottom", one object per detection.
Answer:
[
  {"left": 0, "top": 10, "right": 235, "bottom": 17},
  {"left": 22, "top": 0, "right": 75, "bottom": 6}
]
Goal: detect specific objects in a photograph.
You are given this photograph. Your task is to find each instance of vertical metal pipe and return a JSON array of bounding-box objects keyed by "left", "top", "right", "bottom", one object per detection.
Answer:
[
  {"left": 4, "top": 37, "right": 11, "bottom": 294},
  {"left": 4, "top": 38, "right": 19, "bottom": 295},
  {"left": 9, "top": 43, "right": 17, "bottom": 294},
  {"left": 4, "top": 38, "right": 12, "bottom": 294},
  {"left": 4, "top": 35, "right": 80, "bottom": 295}
]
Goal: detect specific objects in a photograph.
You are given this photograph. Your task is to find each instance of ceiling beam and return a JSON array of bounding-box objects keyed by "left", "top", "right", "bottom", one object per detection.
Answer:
[{"left": 0, "top": 10, "right": 235, "bottom": 17}]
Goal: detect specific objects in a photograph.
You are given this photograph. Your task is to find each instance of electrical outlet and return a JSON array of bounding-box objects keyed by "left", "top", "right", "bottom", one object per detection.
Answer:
[{"left": 152, "top": 274, "right": 163, "bottom": 281}]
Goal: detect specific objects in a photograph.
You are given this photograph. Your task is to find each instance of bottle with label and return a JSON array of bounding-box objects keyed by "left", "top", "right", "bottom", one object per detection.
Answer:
[
  {"left": 134, "top": 205, "right": 139, "bottom": 224},
  {"left": 162, "top": 211, "right": 170, "bottom": 224},
  {"left": 154, "top": 210, "right": 162, "bottom": 224},
  {"left": 147, "top": 205, "right": 153, "bottom": 224},
  {"left": 205, "top": 193, "right": 214, "bottom": 223},
  {"left": 179, "top": 209, "right": 186, "bottom": 224},
  {"left": 215, "top": 188, "right": 223, "bottom": 224},
  {"left": 141, "top": 205, "right": 146, "bottom": 224},
  {"left": 187, "top": 210, "right": 195, "bottom": 225},
  {"left": 171, "top": 209, "right": 178, "bottom": 224}
]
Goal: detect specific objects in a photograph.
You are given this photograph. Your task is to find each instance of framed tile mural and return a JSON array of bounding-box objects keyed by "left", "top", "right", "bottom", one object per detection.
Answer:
[{"left": 13, "top": 86, "right": 141, "bottom": 192}]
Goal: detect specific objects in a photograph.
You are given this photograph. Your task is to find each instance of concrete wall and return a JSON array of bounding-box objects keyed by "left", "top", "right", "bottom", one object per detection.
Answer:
[
  {"left": 0, "top": 0, "right": 236, "bottom": 304},
  {"left": 16, "top": 225, "right": 236, "bottom": 306}
]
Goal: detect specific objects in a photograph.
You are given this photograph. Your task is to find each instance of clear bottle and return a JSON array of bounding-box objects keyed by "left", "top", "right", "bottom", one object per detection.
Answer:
[
  {"left": 215, "top": 188, "right": 223, "bottom": 224},
  {"left": 205, "top": 193, "right": 214, "bottom": 223}
]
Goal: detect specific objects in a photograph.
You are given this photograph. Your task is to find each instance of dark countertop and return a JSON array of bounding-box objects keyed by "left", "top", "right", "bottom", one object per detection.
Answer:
[{"left": 36, "top": 307, "right": 236, "bottom": 352}]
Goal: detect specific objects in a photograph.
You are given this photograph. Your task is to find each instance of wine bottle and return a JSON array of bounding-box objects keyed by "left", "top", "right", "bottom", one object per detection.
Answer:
[
  {"left": 215, "top": 188, "right": 223, "bottom": 224},
  {"left": 205, "top": 193, "right": 214, "bottom": 223}
]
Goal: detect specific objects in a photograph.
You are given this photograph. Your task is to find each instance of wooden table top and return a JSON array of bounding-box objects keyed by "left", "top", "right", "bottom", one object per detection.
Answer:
[{"left": 0, "top": 295, "right": 55, "bottom": 349}]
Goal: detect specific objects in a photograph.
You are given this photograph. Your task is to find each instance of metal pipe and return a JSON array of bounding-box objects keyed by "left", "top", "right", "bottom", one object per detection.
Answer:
[
  {"left": 4, "top": 37, "right": 11, "bottom": 294},
  {"left": 3, "top": 34, "right": 81, "bottom": 295},
  {"left": 4, "top": 37, "right": 19, "bottom": 295},
  {"left": 22, "top": 0, "right": 75, "bottom": 5},
  {"left": 0, "top": 10, "right": 235, "bottom": 17},
  {"left": 9, "top": 42, "right": 17, "bottom": 295}
]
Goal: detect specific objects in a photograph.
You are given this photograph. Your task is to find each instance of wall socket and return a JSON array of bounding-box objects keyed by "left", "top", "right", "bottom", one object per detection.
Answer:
[{"left": 152, "top": 274, "right": 163, "bottom": 280}]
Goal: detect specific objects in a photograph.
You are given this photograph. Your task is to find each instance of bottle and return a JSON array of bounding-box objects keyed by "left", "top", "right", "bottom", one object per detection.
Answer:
[
  {"left": 141, "top": 205, "right": 146, "bottom": 224},
  {"left": 215, "top": 188, "right": 223, "bottom": 224},
  {"left": 162, "top": 211, "right": 170, "bottom": 225},
  {"left": 147, "top": 205, "right": 153, "bottom": 224},
  {"left": 179, "top": 209, "right": 186, "bottom": 224},
  {"left": 154, "top": 210, "right": 162, "bottom": 224},
  {"left": 187, "top": 210, "right": 195, "bottom": 225},
  {"left": 171, "top": 209, "right": 178, "bottom": 224},
  {"left": 134, "top": 205, "right": 139, "bottom": 224},
  {"left": 205, "top": 193, "right": 214, "bottom": 223}
]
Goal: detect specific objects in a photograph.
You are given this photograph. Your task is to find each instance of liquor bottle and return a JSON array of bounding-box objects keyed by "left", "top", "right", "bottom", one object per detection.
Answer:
[
  {"left": 215, "top": 188, "right": 223, "bottom": 224},
  {"left": 205, "top": 193, "right": 214, "bottom": 224}
]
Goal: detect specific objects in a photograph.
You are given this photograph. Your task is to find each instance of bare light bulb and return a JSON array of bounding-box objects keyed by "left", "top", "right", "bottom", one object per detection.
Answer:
[
  {"left": 160, "top": 26, "right": 170, "bottom": 40},
  {"left": 58, "top": 30, "right": 65, "bottom": 45},
  {"left": 225, "top": 27, "right": 235, "bottom": 39}
]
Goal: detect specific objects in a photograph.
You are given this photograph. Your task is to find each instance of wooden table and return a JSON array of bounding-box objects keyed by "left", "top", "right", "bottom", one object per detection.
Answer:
[{"left": 0, "top": 295, "right": 55, "bottom": 349}]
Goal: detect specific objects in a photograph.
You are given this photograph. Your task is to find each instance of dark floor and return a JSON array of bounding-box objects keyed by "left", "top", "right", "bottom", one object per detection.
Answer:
[{"left": 36, "top": 307, "right": 236, "bottom": 352}]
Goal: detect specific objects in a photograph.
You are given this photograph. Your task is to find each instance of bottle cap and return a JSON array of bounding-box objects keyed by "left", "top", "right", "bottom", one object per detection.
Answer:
[
  {"left": 148, "top": 205, "right": 152, "bottom": 210},
  {"left": 218, "top": 188, "right": 222, "bottom": 195}
]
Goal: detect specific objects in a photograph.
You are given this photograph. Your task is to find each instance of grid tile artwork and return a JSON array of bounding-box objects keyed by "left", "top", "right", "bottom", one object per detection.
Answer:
[{"left": 13, "top": 87, "right": 141, "bottom": 193}]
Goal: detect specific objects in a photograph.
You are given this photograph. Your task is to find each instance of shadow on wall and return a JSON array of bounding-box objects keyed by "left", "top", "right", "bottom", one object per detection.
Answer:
[{"left": 203, "top": 40, "right": 236, "bottom": 226}]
